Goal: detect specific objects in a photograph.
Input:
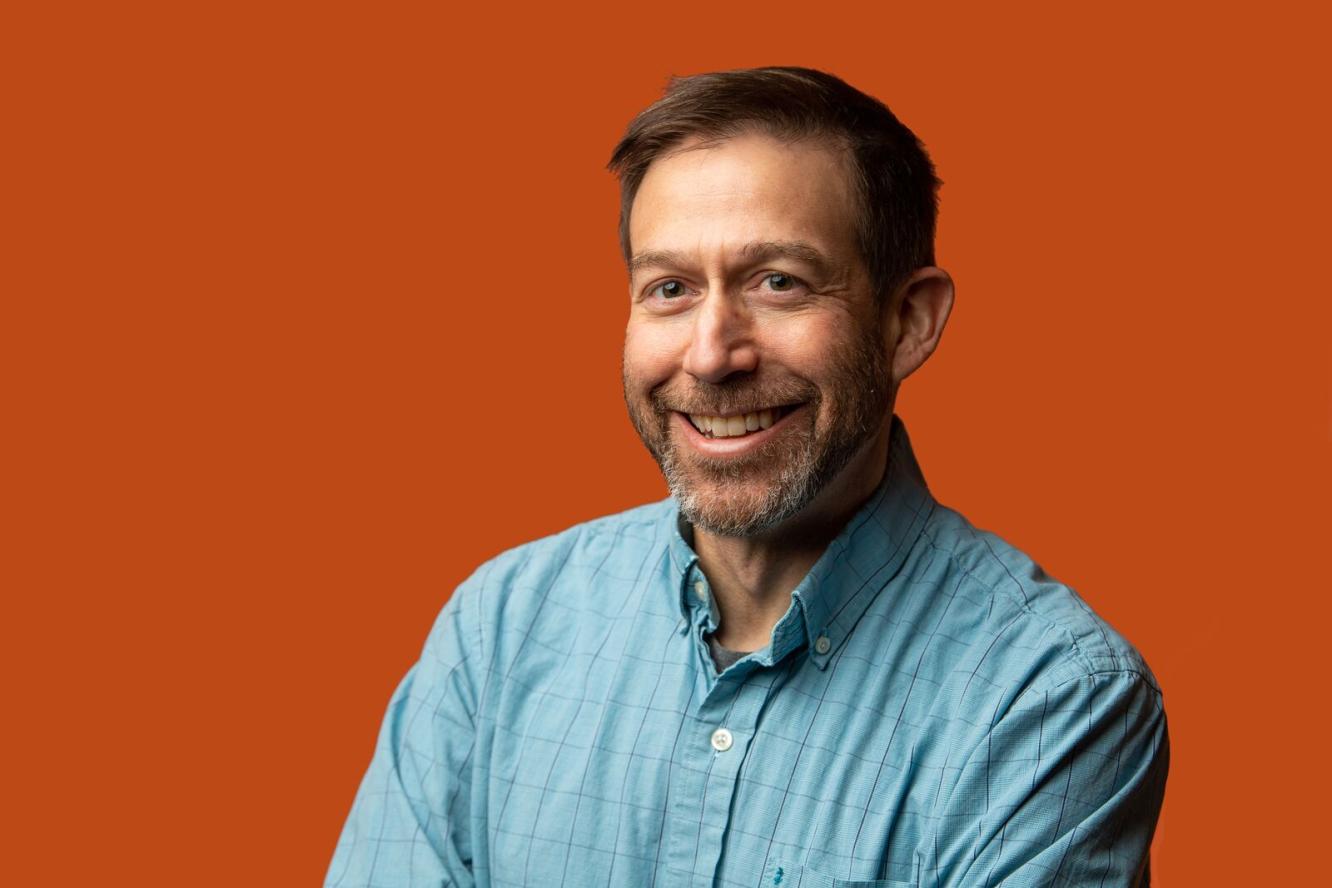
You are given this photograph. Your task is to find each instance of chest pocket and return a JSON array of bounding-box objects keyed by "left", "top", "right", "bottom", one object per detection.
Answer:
[{"left": 764, "top": 860, "right": 914, "bottom": 888}]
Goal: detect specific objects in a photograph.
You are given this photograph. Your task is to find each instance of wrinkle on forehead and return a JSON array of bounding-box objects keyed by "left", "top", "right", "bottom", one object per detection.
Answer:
[
  {"left": 657, "top": 127, "right": 852, "bottom": 170},
  {"left": 628, "top": 132, "right": 862, "bottom": 272}
]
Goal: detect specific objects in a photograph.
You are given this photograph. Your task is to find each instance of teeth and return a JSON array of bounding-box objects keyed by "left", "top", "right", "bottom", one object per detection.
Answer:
[{"left": 688, "top": 409, "right": 782, "bottom": 438}]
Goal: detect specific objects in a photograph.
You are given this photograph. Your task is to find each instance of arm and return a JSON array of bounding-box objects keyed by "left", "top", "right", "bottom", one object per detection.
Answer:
[
  {"left": 925, "top": 669, "right": 1169, "bottom": 887},
  {"left": 325, "top": 578, "right": 485, "bottom": 888}
]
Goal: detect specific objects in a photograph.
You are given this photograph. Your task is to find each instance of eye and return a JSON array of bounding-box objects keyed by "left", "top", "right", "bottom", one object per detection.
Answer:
[
  {"left": 649, "top": 279, "right": 688, "bottom": 300},
  {"left": 762, "top": 272, "right": 802, "bottom": 293}
]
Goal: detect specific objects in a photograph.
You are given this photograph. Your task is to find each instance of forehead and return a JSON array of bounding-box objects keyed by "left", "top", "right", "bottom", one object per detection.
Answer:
[{"left": 628, "top": 132, "right": 860, "bottom": 265}]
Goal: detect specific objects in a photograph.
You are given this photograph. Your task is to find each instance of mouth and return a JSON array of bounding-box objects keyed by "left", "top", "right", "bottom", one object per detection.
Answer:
[{"left": 682, "top": 404, "right": 800, "bottom": 439}]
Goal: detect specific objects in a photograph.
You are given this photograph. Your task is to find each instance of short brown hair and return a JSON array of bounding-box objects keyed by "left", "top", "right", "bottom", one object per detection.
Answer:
[{"left": 608, "top": 66, "right": 940, "bottom": 304}]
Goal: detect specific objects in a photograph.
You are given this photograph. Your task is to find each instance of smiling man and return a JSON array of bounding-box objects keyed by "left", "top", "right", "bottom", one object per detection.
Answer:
[{"left": 327, "top": 67, "right": 1168, "bottom": 888}]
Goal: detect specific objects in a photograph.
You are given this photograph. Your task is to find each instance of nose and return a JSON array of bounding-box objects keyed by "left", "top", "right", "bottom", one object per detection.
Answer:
[{"left": 681, "top": 292, "right": 758, "bottom": 384}]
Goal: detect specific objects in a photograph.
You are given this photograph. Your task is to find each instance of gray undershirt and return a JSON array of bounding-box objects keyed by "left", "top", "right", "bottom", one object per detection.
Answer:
[{"left": 706, "top": 633, "right": 751, "bottom": 673}]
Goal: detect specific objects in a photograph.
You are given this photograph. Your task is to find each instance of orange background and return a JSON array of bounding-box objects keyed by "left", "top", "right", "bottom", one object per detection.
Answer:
[{"left": 4, "top": 1, "right": 1329, "bottom": 885}]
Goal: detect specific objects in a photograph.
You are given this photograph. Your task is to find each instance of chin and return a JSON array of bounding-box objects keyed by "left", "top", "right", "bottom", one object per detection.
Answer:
[{"left": 673, "top": 473, "right": 808, "bottom": 538}]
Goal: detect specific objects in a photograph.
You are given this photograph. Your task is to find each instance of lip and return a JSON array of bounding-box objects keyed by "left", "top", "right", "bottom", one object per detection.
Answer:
[{"left": 673, "top": 405, "right": 805, "bottom": 457}]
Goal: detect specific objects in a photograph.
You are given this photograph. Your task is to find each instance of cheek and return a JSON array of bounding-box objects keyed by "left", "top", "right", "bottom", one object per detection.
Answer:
[
  {"left": 623, "top": 321, "right": 684, "bottom": 389},
  {"left": 754, "top": 316, "right": 847, "bottom": 379},
  {"left": 754, "top": 316, "right": 874, "bottom": 425}
]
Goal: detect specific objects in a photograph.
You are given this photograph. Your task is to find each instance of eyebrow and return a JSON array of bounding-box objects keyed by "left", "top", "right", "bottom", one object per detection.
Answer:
[{"left": 628, "top": 240, "right": 840, "bottom": 278}]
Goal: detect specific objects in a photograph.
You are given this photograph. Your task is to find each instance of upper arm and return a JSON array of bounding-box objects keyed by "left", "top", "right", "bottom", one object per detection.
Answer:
[
  {"left": 325, "top": 571, "right": 489, "bottom": 888},
  {"left": 923, "top": 669, "right": 1169, "bottom": 887}
]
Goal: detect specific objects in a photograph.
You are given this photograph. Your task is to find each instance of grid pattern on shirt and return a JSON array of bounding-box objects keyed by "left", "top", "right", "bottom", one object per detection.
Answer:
[{"left": 326, "top": 416, "right": 1168, "bottom": 888}]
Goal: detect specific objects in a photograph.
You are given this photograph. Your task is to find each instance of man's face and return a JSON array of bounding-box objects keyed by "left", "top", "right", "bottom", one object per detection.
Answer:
[{"left": 622, "top": 131, "right": 892, "bottom": 537}]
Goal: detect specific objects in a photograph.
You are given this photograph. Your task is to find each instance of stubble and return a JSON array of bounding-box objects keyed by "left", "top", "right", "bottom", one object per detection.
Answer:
[{"left": 623, "top": 322, "right": 890, "bottom": 537}]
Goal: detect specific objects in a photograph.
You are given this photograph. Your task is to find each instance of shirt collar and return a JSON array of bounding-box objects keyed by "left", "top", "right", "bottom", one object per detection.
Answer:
[{"left": 666, "top": 414, "right": 935, "bottom": 669}]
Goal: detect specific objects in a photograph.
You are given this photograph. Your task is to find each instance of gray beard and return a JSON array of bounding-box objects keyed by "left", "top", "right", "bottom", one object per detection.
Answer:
[
  {"left": 661, "top": 432, "right": 826, "bottom": 537},
  {"left": 624, "top": 323, "right": 890, "bottom": 539}
]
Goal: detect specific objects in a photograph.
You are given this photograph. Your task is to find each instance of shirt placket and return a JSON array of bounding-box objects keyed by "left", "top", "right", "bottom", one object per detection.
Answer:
[{"left": 663, "top": 568, "right": 774, "bottom": 887}]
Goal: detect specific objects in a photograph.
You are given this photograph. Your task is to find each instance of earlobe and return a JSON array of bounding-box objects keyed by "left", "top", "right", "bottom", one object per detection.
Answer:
[{"left": 888, "top": 266, "right": 955, "bottom": 384}]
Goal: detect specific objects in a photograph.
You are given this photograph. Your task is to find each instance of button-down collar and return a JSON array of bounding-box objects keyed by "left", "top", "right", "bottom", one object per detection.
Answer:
[{"left": 667, "top": 414, "right": 935, "bottom": 668}]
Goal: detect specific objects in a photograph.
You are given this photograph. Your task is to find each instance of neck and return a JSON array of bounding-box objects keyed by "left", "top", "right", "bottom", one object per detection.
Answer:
[{"left": 695, "top": 417, "right": 893, "bottom": 651}]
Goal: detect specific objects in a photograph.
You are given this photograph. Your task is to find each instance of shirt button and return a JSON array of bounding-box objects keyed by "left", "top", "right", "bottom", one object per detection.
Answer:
[
  {"left": 814, "top": 634, "right": 831, "bottom": 655},
  {"left": 693, "top": 580, "right": 707, "bottom": 601},
  {"left": 710, "top": 728, "right": 733, "bottom": 752}
]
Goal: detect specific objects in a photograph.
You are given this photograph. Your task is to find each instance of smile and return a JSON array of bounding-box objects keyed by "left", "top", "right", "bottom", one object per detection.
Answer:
[{"left": 684, "top": 405, "right": 799, "bottom": 439}]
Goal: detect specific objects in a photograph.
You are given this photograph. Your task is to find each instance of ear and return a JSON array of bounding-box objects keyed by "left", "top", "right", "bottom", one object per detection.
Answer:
[{"left": 884, "top": 266, "right": 955, "bottom": 385}]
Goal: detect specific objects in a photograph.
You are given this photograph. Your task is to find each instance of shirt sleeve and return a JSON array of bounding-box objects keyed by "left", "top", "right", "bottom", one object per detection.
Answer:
[
  {"left": 325, "top": 580, "right": 484, "bottom": 888},
  {"left": 924, "top": 668, "right": 1169, "bottom": 887}
]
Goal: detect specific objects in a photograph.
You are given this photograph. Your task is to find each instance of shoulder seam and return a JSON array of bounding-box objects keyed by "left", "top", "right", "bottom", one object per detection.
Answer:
[{"left": 919, "top": 519, "right": 1094, "bottom": 676}]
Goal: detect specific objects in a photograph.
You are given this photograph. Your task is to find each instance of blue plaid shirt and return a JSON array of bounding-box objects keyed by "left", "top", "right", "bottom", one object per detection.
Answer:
[{"left": 327, "top": 416, "right": 1168, "bottom": 887}]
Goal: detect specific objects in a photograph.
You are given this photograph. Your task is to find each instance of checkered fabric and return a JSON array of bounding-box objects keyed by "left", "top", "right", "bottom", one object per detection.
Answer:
[{"left": 327, "top": 415, "right": 1168, "bottom": 887}]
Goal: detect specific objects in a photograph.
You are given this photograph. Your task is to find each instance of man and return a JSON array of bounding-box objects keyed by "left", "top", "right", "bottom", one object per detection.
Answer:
[{"left": 327, "top": 67, "right": 1168, "bottom": 887}]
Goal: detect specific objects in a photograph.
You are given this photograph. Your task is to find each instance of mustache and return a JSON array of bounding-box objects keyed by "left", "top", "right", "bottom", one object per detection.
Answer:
[{"left": 649, "top": 377, "right": 818, "bottom": 416}]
